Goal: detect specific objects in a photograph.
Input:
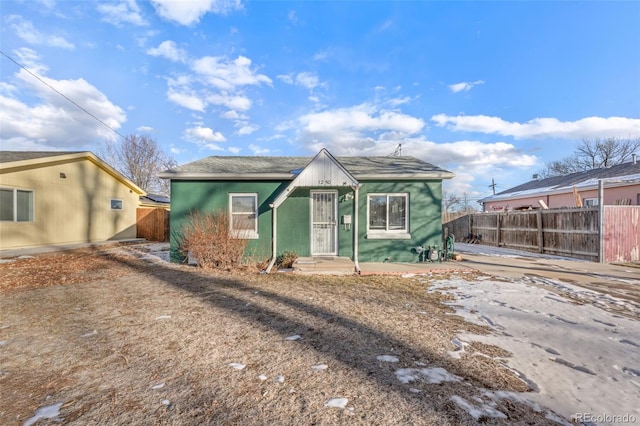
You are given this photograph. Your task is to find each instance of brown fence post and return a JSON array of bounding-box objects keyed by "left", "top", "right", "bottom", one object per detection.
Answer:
[
  {"left": 496, "top": 213, "right": 501, "bottom": 247},
  {"left": 537, "top": 210, "right": 543, "bottom": 253}
]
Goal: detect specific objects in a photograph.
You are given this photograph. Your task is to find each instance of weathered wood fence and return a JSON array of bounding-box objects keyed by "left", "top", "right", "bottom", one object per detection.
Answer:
[
  {"left": 136, "top": 208, "right": 170, "bottom": 242},
  {"left": 443, "top": 207, "right": 640, "bottom": 262}
]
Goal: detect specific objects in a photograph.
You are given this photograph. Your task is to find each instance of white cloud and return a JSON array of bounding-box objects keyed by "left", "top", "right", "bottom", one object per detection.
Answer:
[
  {"left": 167, "top": 89, "right": 206, "bottom": 111},
  {"left": 300, "top": 103, "right": 424, "bottom": 136},
  {"left": 221, "top": 110, "right": 245, "bottom": 120},
  {"left": 313, "top": 49, "right": 331, "bottom": 62},
  {"left": 431, "top": 114, "right": 640, "bottom": 139},
  {"left": 137, "top": 126, "right": 154, "bottom": 132},
  {"left": 228, "top": 146, "right": 241, "bottom": 154},
  {"left": 278, "top": 72, "right": 321, "bottom": 90},
  {"left": 185, "top": 125, "right": 226, "bottom": 142},
  {"left": 12, "top": 47, "right": 48, "bottom": 74},
  {"left": 207, "top": 93, "right": 251, "bottom": 111},
  {"left": 1, "top": 68, "right": 126, "bottom": 149},
  {"left": 147, "top": 40, "right": 187, "bottom": 63},
  {"left": 249, "top": 144, "right": 272, "bottom": 155},
  {"left": 193, "top": 55, "right": 272, "bottom": 91},
  {"left": 276, "top": 74, "right": 293, "bottom": 84},
  {"left": 150, "top": 0, "right": 243, "bottom": 26},
  {"left": 97, "top": 0, "right": 148, "bottom": 26},
  {"left": 448, "top": 80, "right": 484, "bottom": 93},
  {"left": 288, "top": 10, "right": 298, "bottom": 24},
  {"left": 295, "top": 72, "right": 320, "bottom": 90},
  {"left": 308, "top": 96, "right": 320, "bottom": 103},
  {"left": 387, "top": 96, "right": 412, "bottom": 106},
  {"left": 236, "top": 123, "right": 259, "bottom": 135},
  {"left": 6, "top": 15, "right": 74, "bottom": 49}
]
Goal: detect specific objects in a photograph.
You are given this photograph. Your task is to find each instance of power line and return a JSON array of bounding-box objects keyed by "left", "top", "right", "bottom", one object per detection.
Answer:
[{"left": 0, "top": 49, "right": 126, "bottom": 140}]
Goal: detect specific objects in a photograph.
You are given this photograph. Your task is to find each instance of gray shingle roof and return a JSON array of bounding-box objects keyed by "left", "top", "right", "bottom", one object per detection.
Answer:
[
  {"left": 0, "top": 151, "right": 86, "bottom": 163},
  {"left": 162, "top": 155, "right": 453, "bottom": 179},
  {"left": 482, "top": 160, "right": 640, "bottom": 202}
]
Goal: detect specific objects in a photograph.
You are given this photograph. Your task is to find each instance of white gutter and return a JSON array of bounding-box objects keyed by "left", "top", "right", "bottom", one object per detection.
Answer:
[
  {"left": 265, "top": 203, "right": 278, "bottom": 273},
  {"left": 353, "top": 185, "right": 361, "bottom": 273}
]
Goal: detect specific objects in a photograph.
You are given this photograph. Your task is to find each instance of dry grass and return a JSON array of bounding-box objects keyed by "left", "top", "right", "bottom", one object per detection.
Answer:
[{"left": 0, "top": 246, "right": 561, "bottom": 425}]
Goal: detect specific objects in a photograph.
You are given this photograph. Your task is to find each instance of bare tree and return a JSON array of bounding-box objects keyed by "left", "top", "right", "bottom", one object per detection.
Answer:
[
  {"left": 101, "top": 135, "right": 176, "bottom": 195},
  {"left": 539, "top": 137, "right": 640, "bottom": 178},
  {"left": 442, "top": 190, "right": 461, "bottom": 212},
  {"left": 459, "top": 192, "right": 478, "bottom": 212}
]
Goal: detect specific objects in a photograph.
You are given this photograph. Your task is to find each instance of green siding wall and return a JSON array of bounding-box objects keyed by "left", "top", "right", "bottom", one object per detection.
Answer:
[
  {"left": 356, "top": 180, "right": 443, "bottom": 263},
  {"left": 169, "top": 179, "right": 442, "bottom": 264},
  {"left": 169, "top": 180, "right": 286, "bottom": 262}
]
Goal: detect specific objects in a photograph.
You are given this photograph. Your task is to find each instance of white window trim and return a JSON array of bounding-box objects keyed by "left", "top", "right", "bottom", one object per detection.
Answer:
[
  {"left": 229, "top": 193, "right": 259, "bottom": 239},
  {"left": 583, "top": 198, "right": 599, "bottom": 207},
  {"left": 110, "top": 199, "right": 124, "bottom": 210},
  {"left": 366, "top": 192, "right": 410, "bottom": 239},
  {"left": 0, "top": 187, "right": 35, "bottom": 222}
]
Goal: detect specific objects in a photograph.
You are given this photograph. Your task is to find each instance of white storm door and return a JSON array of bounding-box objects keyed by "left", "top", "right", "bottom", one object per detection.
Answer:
[{"left": 311, "top": 191, "right": 338, "bottom": 255}]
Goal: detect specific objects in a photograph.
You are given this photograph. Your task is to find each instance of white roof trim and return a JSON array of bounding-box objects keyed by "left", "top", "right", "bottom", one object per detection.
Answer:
[{"left": 272, "top": 148, "right": 359, "bottom": 208}]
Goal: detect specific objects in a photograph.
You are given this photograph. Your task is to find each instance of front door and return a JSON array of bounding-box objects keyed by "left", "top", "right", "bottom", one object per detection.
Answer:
[{"left": 311, "top": 191, "right": 337, "bottom": 255}]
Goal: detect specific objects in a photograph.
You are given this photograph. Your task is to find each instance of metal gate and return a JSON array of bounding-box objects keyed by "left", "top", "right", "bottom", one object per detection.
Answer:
[{"left": 311, "top": 191, "right": 337, "bottom": 255}]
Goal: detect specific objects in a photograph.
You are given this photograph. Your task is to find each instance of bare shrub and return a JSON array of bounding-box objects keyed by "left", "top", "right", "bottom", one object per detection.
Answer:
[
  {"left": 177, "top": 210, "right": 248, "bottom": 270},
  {"left": 276, "top": 250, "right": 298, "bottom": 269}
]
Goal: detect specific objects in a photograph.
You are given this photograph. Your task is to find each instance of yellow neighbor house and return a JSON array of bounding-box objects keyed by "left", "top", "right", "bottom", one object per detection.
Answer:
[{"left": 0, "top": 151, "right": 145, "bottom": 250}]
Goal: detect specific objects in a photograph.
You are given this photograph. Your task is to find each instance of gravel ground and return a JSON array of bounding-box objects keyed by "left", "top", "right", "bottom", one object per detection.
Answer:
[{"left": 0, "top": 245, "right": 563, "bottom": 425}]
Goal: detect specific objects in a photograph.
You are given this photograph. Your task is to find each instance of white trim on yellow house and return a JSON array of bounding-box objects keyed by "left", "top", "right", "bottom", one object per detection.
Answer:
[
  {"left": 0, "top": 151, "right": 146, "bottom": 250},
  {"left": 0, "top": 151, "right": 145, "bottom": 195}
]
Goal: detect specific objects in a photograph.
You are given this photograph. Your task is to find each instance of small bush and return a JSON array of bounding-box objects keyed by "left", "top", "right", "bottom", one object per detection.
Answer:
[
  {"left": 276, "top": 250, "right": 298, "bottom": 269},
  {"left": 176, "top": 210, "right": 248, "bottom": 270}
]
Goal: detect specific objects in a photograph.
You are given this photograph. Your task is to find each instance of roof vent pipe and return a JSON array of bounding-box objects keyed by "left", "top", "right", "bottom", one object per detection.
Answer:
[{"left": 633, "top": 153, "right": 637, "bottom": 165}]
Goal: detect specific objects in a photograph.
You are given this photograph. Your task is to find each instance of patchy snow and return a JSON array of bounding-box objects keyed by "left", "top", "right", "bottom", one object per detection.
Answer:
[
  {"left": 324, "top": 397, "right": 348, "bottom": 409},
  {"left": 395, "top": 367, "right": 462, "bottom": 385},
  {"left": 23, "top": 402, "right": 63, "bottom": 426},
  {"left": 151, "top": 383, "right": 165, "bottom": 390},
  {"left": 229, "top": 363, "right": 246, "bottom": 370},
  {"left": 376, "top": 355, "right": 399, "bottom": 363},
  {"left": 455, "top": 242, "right": 585, "bottom": 261},
  {"left": 450, "top": 395, "right": 507, "bottom": 420},
  {"left": 0, "top": 340, "right": 8, "bottom": 346},
  {"left": 429, "top": 276, "right": 640, "bottom": 424},
  {"left": 311, "top": 364, "right": 328, "bottom": 371},
  {"left": 80, "top": 330, "right": 97, "bottom": 338},
  {"left": 161, "top": 399, "right": 171, "bottom": 406},
  {"left": 258, "top": 374, "right": 267, "bottom": 381},
  {"left": 284, "top": 334, "right": 302, "bottom": 341},
  {"left": 274, "top": 375, "right": 285, "bottom": 383},
  {"left": 155, "top": 315, "right": 171, "bottom": 320}
]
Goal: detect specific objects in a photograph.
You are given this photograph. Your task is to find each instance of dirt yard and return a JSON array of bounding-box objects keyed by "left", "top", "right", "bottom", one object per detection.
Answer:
[{"left": 1, "top": 245, "right": 564, "bottom": 425}]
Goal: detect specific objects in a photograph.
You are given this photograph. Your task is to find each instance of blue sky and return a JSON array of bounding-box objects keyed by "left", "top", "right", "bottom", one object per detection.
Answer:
[{"left": 1, "top": 0, "right": 639, "bottom": 201}]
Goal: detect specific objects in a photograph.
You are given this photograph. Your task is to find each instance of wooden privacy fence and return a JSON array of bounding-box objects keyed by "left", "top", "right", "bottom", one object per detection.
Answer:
[
  {"left": 137, "top": 208, "right": 170, "bottom": 242},
  {"left": 603, "top": 206, "right": 640, "bottom": 263},
  {"left": 443, "top": 207, "right": 630, "bottom": 262}
]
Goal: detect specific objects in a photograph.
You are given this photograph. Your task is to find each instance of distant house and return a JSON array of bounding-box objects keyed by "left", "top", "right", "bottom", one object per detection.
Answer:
[
  {"left": 161, "top": 148, "right": 454, "bottom": 271},
  {"left": 480, "top": 158, "right": 640, "bottom": 211},
  {"left": 0, "top": 151, "right": 145, "bottom": 250},
  {"left": 139, "top": 193, "right": 170, "bottom": 209}
]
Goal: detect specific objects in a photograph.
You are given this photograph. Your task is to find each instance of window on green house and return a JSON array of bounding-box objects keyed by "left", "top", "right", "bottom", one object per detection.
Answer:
[
  {"left": 367, "top": 193, "right": 410, "bottom": 239},
  {"left": 229, "top": 193, "right": 258, "bottom": 239},
  {"left": 1, "top": 188, "right": 34, "bottom": 222}
]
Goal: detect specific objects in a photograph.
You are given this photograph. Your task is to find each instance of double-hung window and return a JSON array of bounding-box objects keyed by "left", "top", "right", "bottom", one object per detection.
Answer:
[
  {"left": 367, "top": 193, "right": 410, "bottom": 239},
  {"left": 229, "top": 193, "right": 258, "bottom": 239},
  {"left": 0, "top": 188, "right": 34, "bottom": 222}
]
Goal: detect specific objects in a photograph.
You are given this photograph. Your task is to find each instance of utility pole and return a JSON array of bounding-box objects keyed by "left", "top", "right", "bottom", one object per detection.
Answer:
[{"left": 489, "top": 178, "right": 497, "bottom": 195}]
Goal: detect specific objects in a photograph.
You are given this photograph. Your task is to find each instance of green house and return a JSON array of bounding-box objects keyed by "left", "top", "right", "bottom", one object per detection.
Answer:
[{"left": 161, "top": 149, "right": 454, "bottom": 271}]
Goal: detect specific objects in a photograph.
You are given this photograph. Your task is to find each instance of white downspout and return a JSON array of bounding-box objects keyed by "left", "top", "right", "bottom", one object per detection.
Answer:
[
  {"left": 353, "top": 185, "right": 361, "bottom": 273},
  {"left": 265, "top": 204, "right": 278, "bottom": 273}
]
